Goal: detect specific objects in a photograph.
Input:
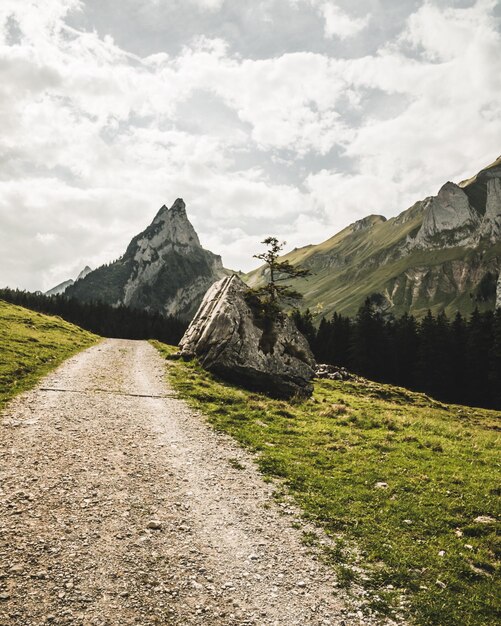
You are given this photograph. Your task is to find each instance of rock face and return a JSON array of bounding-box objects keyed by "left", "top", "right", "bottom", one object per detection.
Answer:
[
  {"left": 352, "top": 214, "right": 387, "bottom": 232},
  {"left": 413, "top": 182, "right": 481, "bottom": 248},
  {"left": 179, "top": 275, "right": 316, "bottom": 399},
  {"left": 66, "top": 199, "right": 225, "bottom": 320},
  {"left": 480, "top": 178, "right": 501, "bottom": 242}
]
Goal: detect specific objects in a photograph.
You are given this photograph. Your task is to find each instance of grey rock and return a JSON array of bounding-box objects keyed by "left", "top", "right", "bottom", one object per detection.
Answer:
[
  {"left": 413, "top": 182, "right": 480, "bottom": 248},
  {"left": 473, "top": 515, "right": 496, "bottom": 524},
  {"left": 315, "top": 364, "right": 356, "bottom": 381},
  {"left": 179, "top": 275, "right": 316, "bottom": 399},
  {"left": 147, "top": 520, "right": 163, "bottom": 530},
  {"left": 480, "top": 177, "right": 501, "bottom": 242}
]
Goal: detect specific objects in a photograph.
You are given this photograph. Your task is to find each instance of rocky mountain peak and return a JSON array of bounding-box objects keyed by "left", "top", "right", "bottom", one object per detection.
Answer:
[
  {"left": 67, "top": 198, "right": 225, "bottom": 321},
  {"left": 45, "top": 265, "right": 93, "bottom": 296},
  {"left": 135, "top": 198, "right": 201, "bottom": 255},
  {"left": 77, "top": 266, "right": 92, "bottom": 281},
  {"left": 171, "top": 197, "right": 186, "bottom": 213},
  {"left": 412, "top": 181, "right": 481, "bottom": 248},
  {"left": 352, "top": 214, "right": 387, "bottom": 232}
]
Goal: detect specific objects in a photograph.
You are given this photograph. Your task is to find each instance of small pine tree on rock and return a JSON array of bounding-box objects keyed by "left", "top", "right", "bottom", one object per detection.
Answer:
[{"left": 247, "top": 236, "right": 311, "bottom": 323}]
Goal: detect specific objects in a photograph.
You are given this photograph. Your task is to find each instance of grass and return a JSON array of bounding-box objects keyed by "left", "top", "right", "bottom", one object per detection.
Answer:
[
  {"left": 244, "top": 201, "right": 501, "bottom": 320},
  {"left": 152, "top": 340, "right": 500, "bottom": 626},
  {"left": 0, "top": 299, "right": 99, "bottom": 410}
]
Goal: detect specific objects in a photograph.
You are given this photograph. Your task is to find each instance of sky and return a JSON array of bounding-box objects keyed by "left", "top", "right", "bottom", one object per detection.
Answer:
[{"left": 0, "top": 0, "right": 500, "bottom": 291}]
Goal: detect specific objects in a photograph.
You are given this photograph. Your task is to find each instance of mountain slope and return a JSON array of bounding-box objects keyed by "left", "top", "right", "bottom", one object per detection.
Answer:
[
  {"left": 246, "top": 156, "right": 501, "bottom": 319},
  {"left": 45, "top": 266, "right": 92, "bottom": 296},
  {"left": 45, "top": 279, "right": 75, "bottom": 297},
  {"left": 0, "top": 299, "right": 98, "bottom": 408},
  {"left": 66, "top": 199, "right": 226, "bottom": 321}
]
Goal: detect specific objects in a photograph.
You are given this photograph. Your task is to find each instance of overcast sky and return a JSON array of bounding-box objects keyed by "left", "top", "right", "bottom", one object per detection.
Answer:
[{"left": 1, "top": 0, "right": 500, "bottom": 291}]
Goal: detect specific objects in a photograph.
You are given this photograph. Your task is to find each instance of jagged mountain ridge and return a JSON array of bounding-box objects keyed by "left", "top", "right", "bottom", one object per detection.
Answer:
[
  {"left": 45, "top": 266, "right": 92, "bottom": 296},
  {"left": 245, "top": 156, "right": 501, "bottom": 319},
  {"left": 66, "top": 199, "right": 226, "bottom": 320}
]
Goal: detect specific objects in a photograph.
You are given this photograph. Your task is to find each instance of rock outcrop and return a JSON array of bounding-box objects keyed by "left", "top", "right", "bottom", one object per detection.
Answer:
[
  {"left": 315, "top": 364, "right": 357, "bottom": 381},
  {"left": 179, "top": 275, "right": 316, "bottom": 399},
  {"left": 66, "top": 199, "right": 225, "bottom": 320},
  {"left": 352, "top": 214, "right": 387, "bottom": 232},
  {"left": 480, "top": 178, "right": 501, "bottom": 242},
  {"left": 413, "top": 182, "right": 481, "bottom": 248}
]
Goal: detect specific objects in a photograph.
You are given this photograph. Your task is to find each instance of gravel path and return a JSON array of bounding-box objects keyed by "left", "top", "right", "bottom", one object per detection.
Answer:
[{"left": 0, "top": 339, "right": 379, "bottom": 626}]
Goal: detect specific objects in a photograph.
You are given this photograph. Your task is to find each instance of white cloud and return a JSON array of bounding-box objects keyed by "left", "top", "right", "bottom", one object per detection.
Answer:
[
  {"left": 0, "top": 0, "right": 500, "bottom": 291},
  {"left": 317, "top": 2, "right": 370, "bottom": 40},
  {"left": 340, "top": 0, "right": 501, "bottom": 199},
  {"left": 190, "top": 0, "right": 225, "bottom": 10},
  {"left": 402, "top": 0, "right": 499, "bottom": 62}
]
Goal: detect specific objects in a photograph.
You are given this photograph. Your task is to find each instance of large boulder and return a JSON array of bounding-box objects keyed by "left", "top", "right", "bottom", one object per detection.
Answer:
[{"left": 179, "top": 275, "right": 316, "bottom": 399}]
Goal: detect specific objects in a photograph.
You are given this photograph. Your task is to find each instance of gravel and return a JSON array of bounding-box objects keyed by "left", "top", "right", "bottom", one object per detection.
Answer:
[{"left": 0, "top": 339, "right": 390, "bottom": 626}]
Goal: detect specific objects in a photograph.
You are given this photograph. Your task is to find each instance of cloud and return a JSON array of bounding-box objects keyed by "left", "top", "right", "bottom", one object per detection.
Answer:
[
  {"left": 0, "top": 0, "right": 500, "bottom": 291},
  {"left": 402, "top": 0, "right": 499, "bottom": 62},
  {"left": 190, "top": 0, "right": 225, "bottom": 11},
  {"left": 305, "top": 169, "right": 399, "bottom": 224},
  {"left": 317, "top": 2, "right": 370, "bottom": 40},
  {"left": 340, "top": 0, "right": 501, "bottom": 197}
]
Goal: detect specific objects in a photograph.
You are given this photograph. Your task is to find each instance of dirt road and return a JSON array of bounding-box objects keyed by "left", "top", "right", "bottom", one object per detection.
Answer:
[{"left": 0, "top": 339, "right": 374, "bottom": 626}]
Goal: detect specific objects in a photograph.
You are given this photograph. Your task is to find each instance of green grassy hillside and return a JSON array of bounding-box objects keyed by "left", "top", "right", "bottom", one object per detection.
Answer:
[
  {"left": 154, "top": 340, "right": 500, "bottom": 626},
  {"left": 244, "top": 159, "right": 501, "bottom": 321},
  {"left": 0, "top": 300, "right": 99, "bottom": 409}
]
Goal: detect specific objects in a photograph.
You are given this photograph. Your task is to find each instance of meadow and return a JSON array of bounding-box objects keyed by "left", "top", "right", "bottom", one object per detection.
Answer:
[
  {"left": 0, "top": 299, "right": 98, "bottom": 410},
  {"left": 153, "top": 340, "right": 500, "bottom": 626}
]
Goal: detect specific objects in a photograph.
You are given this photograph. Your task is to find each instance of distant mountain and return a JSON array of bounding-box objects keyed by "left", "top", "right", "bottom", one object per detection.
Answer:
[
  {"left": 77, "top": 266, "right": 92, "bottom": 281},
  {"left": 66, "top": 199, "right": 226, "bottom": 320},
  {"left": 45, "top": 266, "right": 92, "bottom": 296},
  {"left": 245, "top": 156, "right": 501, "bottom": 319}
]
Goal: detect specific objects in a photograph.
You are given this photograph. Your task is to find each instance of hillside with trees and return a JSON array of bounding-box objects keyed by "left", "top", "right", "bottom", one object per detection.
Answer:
[
  {"left": 294, "top": 303, "right": 501, "bottom": 410},
  {"left": 0, "top": 288, "right": 187, "bottom": 345}
]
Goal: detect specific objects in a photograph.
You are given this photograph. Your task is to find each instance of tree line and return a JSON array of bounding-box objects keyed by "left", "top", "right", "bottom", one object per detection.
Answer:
[
  {"left": 0, "top": 288, "right": 187, "bottom": 345},
  {"left": 293, "top": 302, "right": 501, "bottom": 410}
]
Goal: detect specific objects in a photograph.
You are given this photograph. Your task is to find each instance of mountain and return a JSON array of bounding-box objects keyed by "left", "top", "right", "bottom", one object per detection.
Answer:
[
  {"left": 245, "top": 156, "right": 501, "bottom": 320},
  {"left": 45, "top": 279, "right": 75, "bottom": 297},
  {"left": 45, "top": 266, "right": 93, "bottom": 296},
  {"left": 77, "top": 266, "right": 92, "bottom": 281},
  {"left": 66, "top": 199, "right": 226, "bottom": 320}
]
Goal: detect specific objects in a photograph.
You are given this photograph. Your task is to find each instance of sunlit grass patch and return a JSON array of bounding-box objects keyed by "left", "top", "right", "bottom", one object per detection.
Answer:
[
  {"left": 152, "top": 340, "right": 500, "bottom": 626},
  {"left": 0, "top": 300, "right": 99, "bottom": 410}
]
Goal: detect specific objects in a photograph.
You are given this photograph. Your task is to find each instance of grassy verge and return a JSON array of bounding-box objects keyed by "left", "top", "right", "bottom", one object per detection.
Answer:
[
  {"left": 152, "top": 340, "right": 500, "bottom": 626},
  {"left": 0, "top": 299, "right": 99, "bottom": 410}
]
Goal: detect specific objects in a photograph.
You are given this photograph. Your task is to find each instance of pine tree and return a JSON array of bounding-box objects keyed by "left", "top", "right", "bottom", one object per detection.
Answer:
[
  {"left": 291, "top": 308, "right": 316, "bottom": 345},
  {"left": 466, "top": 308, "right": 492, "bottom": 406},
  {"left": 350, "top": 299, "right": 386, "bottom": 380},
  {"left": 249, "top": 237, "right": 311, "bottom": 321},
  {"left": 393, "top": 313, "right": 419, "bottom": 389},
  {"left": 489, "top": 308, "right": 501, "bottom": 408}
]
